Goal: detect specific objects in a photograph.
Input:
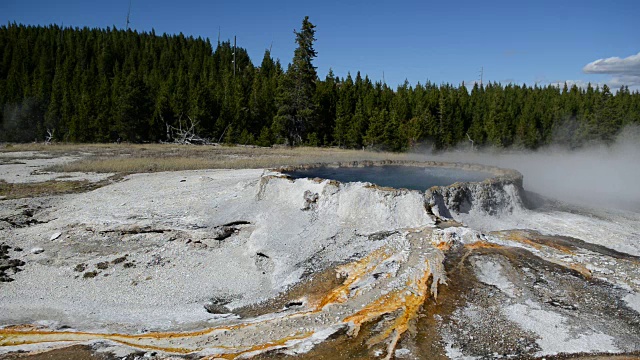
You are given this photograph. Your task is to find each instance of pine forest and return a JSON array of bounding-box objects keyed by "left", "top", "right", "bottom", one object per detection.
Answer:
[{"left": 1, "top": 19, "right": 639, "bottom": 150}]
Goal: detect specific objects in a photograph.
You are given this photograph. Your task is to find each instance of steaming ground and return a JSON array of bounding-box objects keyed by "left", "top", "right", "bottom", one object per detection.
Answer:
[
  {"left": 421, "top": 130, "right": 640, "bottom": 212},
  {"left": 1, "top": 149, "right": 640, "bottom": 359}
]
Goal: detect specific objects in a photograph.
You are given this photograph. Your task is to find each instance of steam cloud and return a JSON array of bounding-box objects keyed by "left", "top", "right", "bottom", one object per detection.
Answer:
[{"left": 419, "top": 125, "right": 640, "bottom": 212}]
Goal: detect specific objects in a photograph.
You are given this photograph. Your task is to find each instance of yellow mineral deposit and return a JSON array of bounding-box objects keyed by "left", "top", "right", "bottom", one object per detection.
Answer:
[
  {"left": 0, "top": 229, "right": 451, "bottom": 359},
  {"left": 313, "top": 247, "right": 392, "bottom": 310}
]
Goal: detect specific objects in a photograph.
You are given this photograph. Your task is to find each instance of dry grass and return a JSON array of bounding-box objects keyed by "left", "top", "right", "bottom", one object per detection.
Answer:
[
  {"left": 0, "top": 178, "right": 116, "bottom": 200},
  {"left": 9, "top": 144, "right": 421, "bottom": 174},
  {"left": 0, "top": 143, "right": 116, "bottom": 154},
  {"left": 0, "top": 143, "right": 420, "bottom": 199}
]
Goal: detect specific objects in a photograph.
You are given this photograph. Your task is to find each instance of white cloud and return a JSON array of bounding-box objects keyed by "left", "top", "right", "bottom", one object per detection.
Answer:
[
  {"left": 572, "top": 52, "right": 640, "bottom": 89},
  {"left": 547, "top": 79, "right": 640, "bottom": 92},
  {"left": 608, "top": 75, "right": 640, "bottom": 87},
  {"left": 548, "top": 79, "right": 599, "bottom": 89},
  {"left": 583, "top": 52, "right": 640, "bottom": 75}
]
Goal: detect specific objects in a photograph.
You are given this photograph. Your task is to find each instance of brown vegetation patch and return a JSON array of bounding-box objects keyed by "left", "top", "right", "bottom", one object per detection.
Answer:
[
  {"left": 9, "top": 143, "right": 418, "bottom": 174},
  {"left": 0, "top": 179, "right": 98, "bottom": 200},
  {"left": 0, "top": 344, "right": 116, "bottom": 360}
]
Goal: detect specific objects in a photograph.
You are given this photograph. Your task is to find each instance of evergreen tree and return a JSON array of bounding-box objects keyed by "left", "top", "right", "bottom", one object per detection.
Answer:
[
  {"left": 273, "top": 16, "right": 318, "bottom": 145},
  {"left": 113, "top": 69, "right": 151, "bottom": 142},
  {"left": 595, "top": 84, "right": 621, "bottom": 143},
  {"left": 364, "top": 108, "right": 387, "bottom": 148},
  {"left": 334, "top": 73, "right": 354, "bottom": 147},
  {"left": 346, "top": 98, "right": 366, "bottom": 148},
  {"left": 313, "top": 69, "right": 338, "bottom": 145}
]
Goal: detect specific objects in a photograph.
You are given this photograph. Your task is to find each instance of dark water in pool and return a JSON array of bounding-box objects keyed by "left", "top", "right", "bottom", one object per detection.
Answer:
[{"left": 284, "top": 165, "right": 493, "bottom": 191}]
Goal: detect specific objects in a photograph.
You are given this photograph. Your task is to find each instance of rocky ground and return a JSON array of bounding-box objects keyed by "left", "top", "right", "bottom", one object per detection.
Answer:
[
  {"left": 0, "top": 150, "right": 639, "bottom": 359},
  {"left": 0, "top": 151, "right": 112, "bottom": 185}
]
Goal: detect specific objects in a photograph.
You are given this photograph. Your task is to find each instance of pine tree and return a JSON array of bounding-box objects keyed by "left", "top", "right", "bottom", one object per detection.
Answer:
[
  {"left": 346, "top": 98, "right": 365, "bottom": 148},
  {"left": 364, "top": 108, "right": 387, "bottom": 148},
  {"left": 382, "top": 110, "right": 407, "bottom": 151},
  {"left": 334, "top": 74, "right": 354, "bottom": 147},
  {"left": 113, "top": 68, "right": 151, "bottom": 142},
  {"left": 595, "top": 84, "right": 621, "bottom": 143},
  {"left": 273, "top": 16, "right": 318, "bottom": 145},
  {"left": 314, "top": 69, "right": 338, "bottom": 145}
]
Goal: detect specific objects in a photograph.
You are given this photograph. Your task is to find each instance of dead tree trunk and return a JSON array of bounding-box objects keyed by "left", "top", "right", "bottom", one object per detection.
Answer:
[
  {"left": 45, "top": 129, "right": 55, "bottom": 144},
  {"left": 466, "top": 132, "right": 475, "bottom": 152},
  {"left": 165, "top": 116, "right": 212, "bottom": 145}
]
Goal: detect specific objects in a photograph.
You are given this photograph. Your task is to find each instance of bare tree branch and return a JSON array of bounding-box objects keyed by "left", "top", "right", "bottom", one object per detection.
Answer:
[
  {"left": 45, "top": 129, "right": 55, "bottom": 145},
  {"left": 164, "top": 115, "right": 214, "bottom": 145}
]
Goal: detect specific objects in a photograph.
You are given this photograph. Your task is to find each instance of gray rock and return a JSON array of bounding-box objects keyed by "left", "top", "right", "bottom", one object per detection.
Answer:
[
  {"left": 204, "top": 296, "right": 234, "bottom": 314},
  {"left": 30, "top": 247, "right": 44, "bottom": 254},
  {"left": 302, "top": 190, "right": 319, "bottom": 210},
  {"left": 425, "top": 172, "right": 526, "bottom": 221}
]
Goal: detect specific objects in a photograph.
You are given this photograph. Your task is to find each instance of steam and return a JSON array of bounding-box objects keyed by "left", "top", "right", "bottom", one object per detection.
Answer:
[{"left": 418, "top": 125, "right": 640, "bottom": 212}]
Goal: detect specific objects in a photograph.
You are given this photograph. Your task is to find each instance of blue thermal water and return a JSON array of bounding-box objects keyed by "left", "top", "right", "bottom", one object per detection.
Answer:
[{"left": 284, "top": 165, "right": 492, "bottom": 191}]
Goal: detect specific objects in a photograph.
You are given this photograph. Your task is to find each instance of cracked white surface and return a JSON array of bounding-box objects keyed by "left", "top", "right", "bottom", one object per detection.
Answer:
[{"left": 505, "top": 300, "right": 618, "bottom": 355}]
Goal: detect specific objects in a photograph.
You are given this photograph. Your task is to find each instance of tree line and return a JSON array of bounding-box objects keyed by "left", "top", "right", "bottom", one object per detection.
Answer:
[{"left": 1, "top": 20, "right": 639, "bottom": 150}]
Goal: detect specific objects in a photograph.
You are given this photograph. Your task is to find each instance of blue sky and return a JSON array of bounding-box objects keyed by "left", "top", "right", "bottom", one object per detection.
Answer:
[{"left": 2, "top": 0, "right": 639, "bottom": 89}]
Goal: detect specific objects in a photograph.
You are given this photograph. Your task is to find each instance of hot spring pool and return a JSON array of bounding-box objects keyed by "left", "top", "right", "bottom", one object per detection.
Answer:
[{"left": 284, "top": 165, "right": 494, "bottom": 191}]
